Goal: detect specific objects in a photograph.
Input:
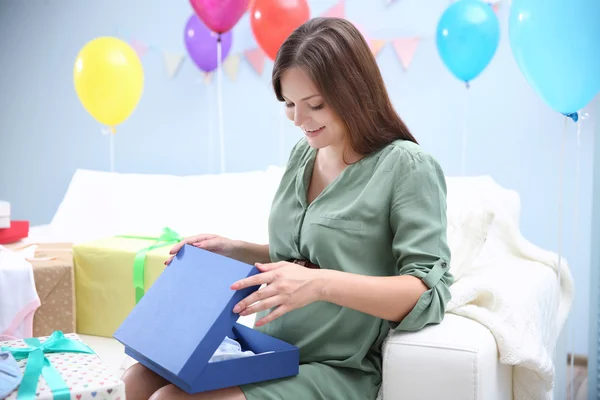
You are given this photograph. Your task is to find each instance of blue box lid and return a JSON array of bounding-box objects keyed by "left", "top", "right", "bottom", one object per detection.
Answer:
[{"left": 113, "top": 244, "right": 262, "bottom": 385}]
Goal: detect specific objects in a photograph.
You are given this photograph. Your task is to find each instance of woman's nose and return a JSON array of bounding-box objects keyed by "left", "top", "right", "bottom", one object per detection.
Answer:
[{"left": 293, "top": 110, "right": 305, "bottom": 127}]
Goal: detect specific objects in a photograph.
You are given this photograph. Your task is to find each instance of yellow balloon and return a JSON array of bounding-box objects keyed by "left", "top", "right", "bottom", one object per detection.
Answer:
[{"left": 74, "top": 37, "right": 144, "bottom": 127}]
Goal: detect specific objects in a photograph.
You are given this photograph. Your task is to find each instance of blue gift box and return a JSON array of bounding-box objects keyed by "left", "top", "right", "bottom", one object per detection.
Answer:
[{"left": 113, "top": 244, "right": 300, "bottom": 393}]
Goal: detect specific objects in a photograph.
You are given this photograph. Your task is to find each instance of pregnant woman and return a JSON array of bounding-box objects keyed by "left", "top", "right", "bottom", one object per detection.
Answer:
[{"left": 122, "top": 16, "right": 454, "bottom": 400}]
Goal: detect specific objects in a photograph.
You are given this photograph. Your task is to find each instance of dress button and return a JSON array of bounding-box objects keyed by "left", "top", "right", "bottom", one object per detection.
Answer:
[{"left": 442, "top": 262, "right": 447, "bottom": 268}]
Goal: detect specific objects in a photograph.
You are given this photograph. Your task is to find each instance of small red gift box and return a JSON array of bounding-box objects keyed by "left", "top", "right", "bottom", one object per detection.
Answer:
[{"left": 0, "top": 220, "right": 29, "bottom": 244}]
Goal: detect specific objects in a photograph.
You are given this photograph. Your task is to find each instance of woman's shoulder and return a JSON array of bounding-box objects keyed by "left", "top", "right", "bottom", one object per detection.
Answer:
[{"left": 376, "top": 139, "right": 444, "bottom": 178}]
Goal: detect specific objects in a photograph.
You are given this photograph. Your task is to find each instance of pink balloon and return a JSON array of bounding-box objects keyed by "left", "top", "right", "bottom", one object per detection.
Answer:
[{"left": 190, "top": 0, "right": 250, "bottom": 34}]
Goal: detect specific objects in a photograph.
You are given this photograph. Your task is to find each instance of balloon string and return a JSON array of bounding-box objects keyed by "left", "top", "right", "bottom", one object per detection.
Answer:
[
  {"left": 109, "top": 131, "right": 115, "bottom": 173},
  {"left": 217, "top": 35, "right": 226, "bottom": 174},
  {"left": 461, "top": 85, "right": 469, "bottom": 175},
  {"left": 206, "top": 75, "right": 214, "bottom": 173},
  {"left": 567, "top": 115, "right": 582, "bottom": 400},
  {"left": 553, "top": 116, "right": 567, "bottom": 375}
]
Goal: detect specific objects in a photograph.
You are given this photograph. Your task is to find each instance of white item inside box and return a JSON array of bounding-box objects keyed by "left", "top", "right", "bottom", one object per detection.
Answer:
[{"left": 208, "top": 336, "right": 273, "bottom": 363}]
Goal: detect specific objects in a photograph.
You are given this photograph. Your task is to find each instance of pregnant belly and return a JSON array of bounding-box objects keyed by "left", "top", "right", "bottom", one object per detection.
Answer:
[{"left": 257, "top": 300, "right": 382, "bottom": 365}]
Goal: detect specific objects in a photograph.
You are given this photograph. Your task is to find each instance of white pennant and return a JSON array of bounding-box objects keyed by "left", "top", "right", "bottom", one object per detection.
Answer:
[{"left": 163, "top": 51, "right": 185, "bottom": 79}]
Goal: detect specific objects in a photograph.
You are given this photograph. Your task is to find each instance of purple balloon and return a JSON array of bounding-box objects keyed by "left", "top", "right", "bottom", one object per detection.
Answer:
[{"left": 184, "top": 14, "right": 233, "bottom": 73}]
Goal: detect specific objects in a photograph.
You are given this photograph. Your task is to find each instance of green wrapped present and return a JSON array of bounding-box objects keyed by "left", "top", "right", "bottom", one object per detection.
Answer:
[{"left": 73, "top": 227, "right": 183, "bottom": 338}]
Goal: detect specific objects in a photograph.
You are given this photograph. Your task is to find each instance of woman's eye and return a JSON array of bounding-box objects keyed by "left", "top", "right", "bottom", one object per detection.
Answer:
[
  {"left": 285, "top": 103, "right": 295, "bottom": 108},
  {"left": 310, "top": 104, "right": 325, "bottom": 110}
]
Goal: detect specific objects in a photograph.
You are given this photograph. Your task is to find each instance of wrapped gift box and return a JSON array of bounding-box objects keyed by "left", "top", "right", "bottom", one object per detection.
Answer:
[
  {"left": 31, "top": 243, "right": 76, "bottom": 337},
  {"left": 73, "top": 228, "right": 182, "bottom": 338},
  {"left": 0, "top": 331, "right": 124, "bottom": 400},
  {"left": 0, "top": 201, "right": 10, "bottom": 229},
  {"left": 0, "top": 220, "right": 29, "bottom": 244},
  {"left": 3, "top": 243, "right": 75, "bottom": 338},
  {"left": 114, "top": 244, "right": 299, "bottom": 393}
]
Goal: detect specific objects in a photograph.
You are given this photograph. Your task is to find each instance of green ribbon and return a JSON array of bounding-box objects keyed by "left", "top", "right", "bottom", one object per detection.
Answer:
[
  {"left": 116, "top": 227, "right": 182, "bottom": 303},
  {"left": 1, "top": 331, "right": 95, "bottom": 400}
]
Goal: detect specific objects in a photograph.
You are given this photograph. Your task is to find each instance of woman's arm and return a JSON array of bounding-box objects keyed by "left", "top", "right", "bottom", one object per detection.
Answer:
[
  {"left": 232, "top": 241, "right": 271, "bottom": 265},
  {"left": 318, "top": 270, "right": 428, "bottom": 323}
]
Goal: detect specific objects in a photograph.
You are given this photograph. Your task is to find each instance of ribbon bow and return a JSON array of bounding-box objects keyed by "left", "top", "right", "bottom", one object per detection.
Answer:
[
  {"left": 1, "top": 331, "right": 95, "bottom": 400},
  {"left": 116, "top": 227, "right": 182, "bottom": 303}
]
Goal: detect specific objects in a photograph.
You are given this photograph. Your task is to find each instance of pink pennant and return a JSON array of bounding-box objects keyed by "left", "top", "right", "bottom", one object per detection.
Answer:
[
  {"left": 392, "top": 37, "right": 420, "bottom": 70},
  {"left": 322, "top": 0, "right": 345, "bottom": 18},
  {"left": 244, "top": 48, "right": 266, "bottom": 76},
  {"left": 130, "top": 39, "right": 148, "bottom": 58},
  {"left": 492, "top": 3, "right": 501, "bottom": 13}
]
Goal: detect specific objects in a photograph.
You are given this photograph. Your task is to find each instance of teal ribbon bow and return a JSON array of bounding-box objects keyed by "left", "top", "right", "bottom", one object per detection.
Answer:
[
  {"left": 1, "top": 331, "right": 95, "bottom": 400},
  {"left": 116, "top": 227, "right": 182, "bottom": 303}
]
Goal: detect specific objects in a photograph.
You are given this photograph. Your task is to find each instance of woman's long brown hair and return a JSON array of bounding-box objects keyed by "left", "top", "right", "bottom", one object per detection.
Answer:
[{"left": 271, "top": 17, "right": 418, "bottom": 158}]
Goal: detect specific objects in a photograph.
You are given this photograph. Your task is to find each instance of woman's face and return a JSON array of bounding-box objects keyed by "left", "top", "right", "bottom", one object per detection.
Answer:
[{"left": 280, "top": 67, "right": 346, "bottom": 150}]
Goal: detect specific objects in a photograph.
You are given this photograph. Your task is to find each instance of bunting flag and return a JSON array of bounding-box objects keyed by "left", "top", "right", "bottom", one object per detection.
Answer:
[
  {"left": 492, "top": 3, "right": 501, "bottom": 13},
  {"left": 244, "top": 48, "right": 266, "bottom": 76},
  {"left": 130, "top": 38, "right": 148, "bottom": 58},
  {"left": 370, "top": 39, "right": 387, "bottom": 57},
  {"left": 162, "top": 51, "right": 185, "bottom": 79},
  {"left": 392, "top": 37, "right": 420, "bottom": 70},
  {"left": 322, "top": 0, "right": 345, "bottom": 18},
  {"left": 223, "top": 53, "right": 242, "bottom": 81}
]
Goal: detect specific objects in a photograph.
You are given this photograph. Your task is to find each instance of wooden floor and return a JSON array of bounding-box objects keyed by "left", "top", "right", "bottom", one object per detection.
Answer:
[{"left": 566, "top": 363, "right": 588, "bottom": 400}]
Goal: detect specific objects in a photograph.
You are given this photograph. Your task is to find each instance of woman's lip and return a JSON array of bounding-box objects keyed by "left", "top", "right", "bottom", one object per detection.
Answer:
[{"left": 304, "top": 126, "right": 325, "bottom": 137}]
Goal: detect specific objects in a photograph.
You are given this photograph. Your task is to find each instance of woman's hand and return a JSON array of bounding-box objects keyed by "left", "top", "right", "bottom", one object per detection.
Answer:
[
  {"left": 166, "top": 234, "right": 238, "bottom": 265},
  {"left": 231, "top": 261, "right": 326, "bottom": 326}
]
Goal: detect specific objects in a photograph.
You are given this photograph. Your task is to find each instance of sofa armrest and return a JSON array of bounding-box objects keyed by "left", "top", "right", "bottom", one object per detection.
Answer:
[{"left": 380, "top": 314, "right": 512, "bottom": 400}]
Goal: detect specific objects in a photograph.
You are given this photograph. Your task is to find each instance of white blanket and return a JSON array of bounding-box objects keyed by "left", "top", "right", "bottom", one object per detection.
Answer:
[{"left": 446, "top": 209, "right": 574, "bottom": 400}]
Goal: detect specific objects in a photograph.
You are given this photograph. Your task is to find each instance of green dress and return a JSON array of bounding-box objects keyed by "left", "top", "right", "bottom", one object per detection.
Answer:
[{"left": 240, "top": 138, "right": 454, "bottom": 400}]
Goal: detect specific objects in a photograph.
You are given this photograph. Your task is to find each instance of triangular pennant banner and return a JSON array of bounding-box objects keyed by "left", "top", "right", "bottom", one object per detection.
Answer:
[
  {"left": 223, "top": 53, "right": 242, "bottom": 81},
  {"left": 130, "top": 39, "right": 148, "bottom": 58},
  {"left": 322, "top": 0, "right": 345, "bottom": 18},
  {"left": 370, "top": 39, "right": 387, "bottom": 57},
  {"left": 244, "top": 48, "right": 266, "bottom": 76},
  {"left": 392, "top": 37, "right": 420, "bottom": 70},
  {"left": 492, "top": 3, "right": 501, "bottom": 13},
  {"left": 163, "top": 51, "right": 185, "bottom": 79}
]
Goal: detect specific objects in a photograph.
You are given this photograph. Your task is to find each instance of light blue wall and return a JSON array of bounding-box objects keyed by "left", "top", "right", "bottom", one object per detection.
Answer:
[{"left": 0, "top": 0, "right": 596, "bottom": 355}]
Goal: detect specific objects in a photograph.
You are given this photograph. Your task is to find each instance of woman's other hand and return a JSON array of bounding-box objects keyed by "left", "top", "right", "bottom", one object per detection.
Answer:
[
  {"left": 230, "top": 261, "right": 327, "bottom": 326},
  {"left": 165, "top": 234, "right": 238, "bottom": 265}
]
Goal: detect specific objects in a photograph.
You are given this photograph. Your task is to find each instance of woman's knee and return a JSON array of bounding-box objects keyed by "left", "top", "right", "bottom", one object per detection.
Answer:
[
  {"left": 149, "top": 384, "right": 184, "bottom": 400},
  {"left": 122, "top": 363, "right": 169, "bottom": 400},
  {"left": 149, "top": 384, "right": 247, "bottom": 400}
]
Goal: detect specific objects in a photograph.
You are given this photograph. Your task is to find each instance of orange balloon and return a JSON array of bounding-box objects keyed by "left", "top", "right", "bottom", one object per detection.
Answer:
[{"left": 250, "top": 0, "right": 310, "bottom": 61}]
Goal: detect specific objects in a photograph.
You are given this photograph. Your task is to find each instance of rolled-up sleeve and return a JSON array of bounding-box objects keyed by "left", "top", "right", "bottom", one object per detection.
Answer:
[{"left": 388, "top": 152, "right": 454, "bottom": 331}]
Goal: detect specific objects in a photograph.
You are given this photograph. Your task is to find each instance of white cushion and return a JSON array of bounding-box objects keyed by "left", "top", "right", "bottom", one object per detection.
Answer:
[{"left": 50, "top": 168, "right": 282, "bottom": 244}]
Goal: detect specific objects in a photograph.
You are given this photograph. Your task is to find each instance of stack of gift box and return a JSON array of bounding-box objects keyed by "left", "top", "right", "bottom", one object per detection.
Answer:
[{"left": 1, "top": 226, "right": 299, "bottom": 398}]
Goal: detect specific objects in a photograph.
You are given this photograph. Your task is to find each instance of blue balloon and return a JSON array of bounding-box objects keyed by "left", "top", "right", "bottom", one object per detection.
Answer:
[
  {"left": 436, "top": 0, "right": 500, "bottom": 85},
  {"left": 509, "top": 0, "right": 600, "bottom": 118}
]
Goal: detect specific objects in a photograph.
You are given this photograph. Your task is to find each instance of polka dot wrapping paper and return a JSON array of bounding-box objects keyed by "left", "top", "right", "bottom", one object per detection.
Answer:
[{"left": 1, "top": 333, "right": 125, "bottom": 400}]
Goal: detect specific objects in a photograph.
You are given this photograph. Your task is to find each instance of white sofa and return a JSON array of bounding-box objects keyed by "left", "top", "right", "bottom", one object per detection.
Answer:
[{"left": 23, "top": 166, "right": 571, "bottom": 400}]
